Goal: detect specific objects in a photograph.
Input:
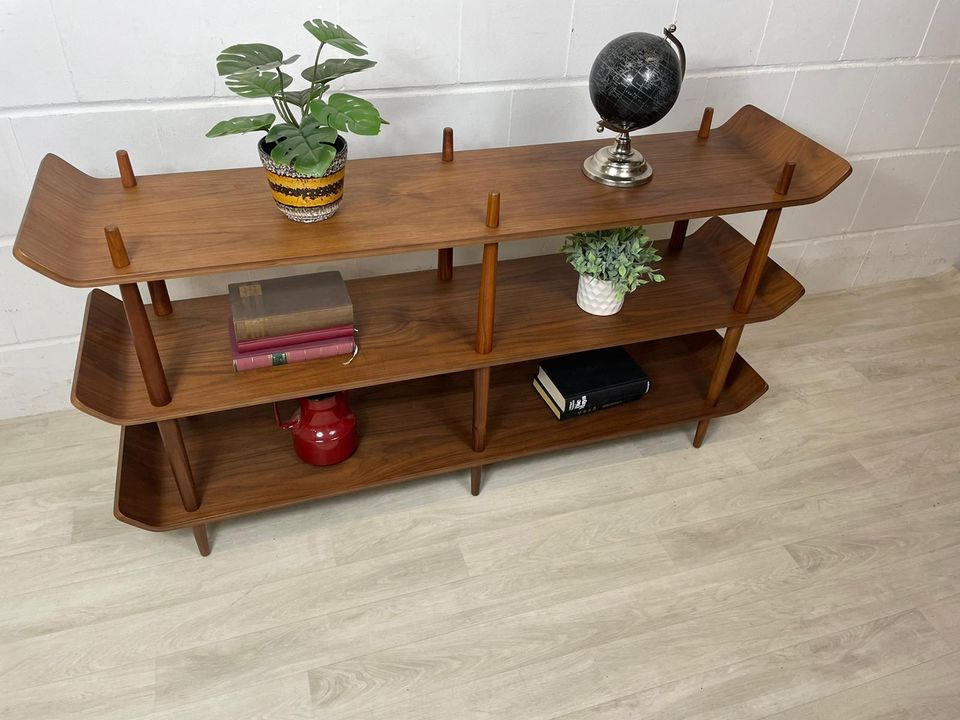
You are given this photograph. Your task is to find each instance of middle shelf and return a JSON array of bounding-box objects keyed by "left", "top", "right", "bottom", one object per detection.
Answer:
[{"left": 74, "top": 216, "right": 803, "bottom": 424}]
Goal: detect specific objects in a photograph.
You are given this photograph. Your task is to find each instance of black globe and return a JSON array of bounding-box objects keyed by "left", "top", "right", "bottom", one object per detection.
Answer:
[{"left": 589, "top": 32, "right": 683, "bottom": 133}]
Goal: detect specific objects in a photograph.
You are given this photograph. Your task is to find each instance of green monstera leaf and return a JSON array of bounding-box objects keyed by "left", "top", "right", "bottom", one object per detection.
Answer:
[
  {"left": 301, "top": 58, "right": 377, "bottom": 85},
  {"left": 225, "top": 69, "right": 293, "bottom": 98},
  {"left": 216, "top": 43, "right": 299, "bottom": 76},
  {"left": 303, "top": 20, "right": 368, "bottom": 56},
  {"left": 205, "top": 113, "right": 276, "bottom": 137},
  {"left": 284, "top": 85, "right": 330, "bottom": 110},
  {"left": 265, "top": 119, "right": 340, "bottom": 176},
  {"left": 309, "top": 93, "right": 386, "bottom": 135}
]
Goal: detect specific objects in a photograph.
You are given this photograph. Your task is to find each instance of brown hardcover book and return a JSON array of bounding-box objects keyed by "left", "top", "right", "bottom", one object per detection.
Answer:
[{"left": 228, "top": 271, "right": 353, "bottom": 341}]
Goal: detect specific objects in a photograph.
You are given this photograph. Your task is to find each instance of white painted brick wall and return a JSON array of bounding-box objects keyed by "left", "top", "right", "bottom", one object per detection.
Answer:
[{"left": 1, "top": 0, "right": 958, "bottom": 419}]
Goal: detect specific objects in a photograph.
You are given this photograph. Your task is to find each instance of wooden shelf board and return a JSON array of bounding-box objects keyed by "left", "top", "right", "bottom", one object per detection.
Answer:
[
  {"left": 115, "top": 332, "right": 767, "bottom": 530},
  {"left": 73, "top": 217, "right": 802, "bottom": 425},
  {"left": 15, "top": 106, "right": 850, "bottom": 287}
]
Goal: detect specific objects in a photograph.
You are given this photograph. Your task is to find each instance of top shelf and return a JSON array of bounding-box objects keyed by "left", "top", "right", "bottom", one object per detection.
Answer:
[{"left": 13, "top": 105, "right": 850, "bottom": 288}]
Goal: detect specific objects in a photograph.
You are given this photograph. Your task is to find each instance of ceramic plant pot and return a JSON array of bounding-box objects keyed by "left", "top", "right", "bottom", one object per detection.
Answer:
[
  {"left": 258, "top": 136, "right": 347, "bottom": 223},
  {"left": 577, "top": 274, "right": 624, "bottom": 316}
]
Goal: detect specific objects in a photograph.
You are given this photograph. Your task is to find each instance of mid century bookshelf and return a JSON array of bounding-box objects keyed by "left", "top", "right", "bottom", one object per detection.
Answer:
[{"left": 13, "top": 105, "right": 851, "bottom": 556}]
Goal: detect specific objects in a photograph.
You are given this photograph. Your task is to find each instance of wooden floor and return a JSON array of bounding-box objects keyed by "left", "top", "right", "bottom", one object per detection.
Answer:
[{"left": 1, "top": 270, "right": 959, "bottom": 720}]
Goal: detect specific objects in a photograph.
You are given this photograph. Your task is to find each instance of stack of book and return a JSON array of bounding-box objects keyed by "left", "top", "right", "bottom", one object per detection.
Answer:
[
  {"left": 533, "top": 346, "right": 651, "bottom": 420},
  {"left": 227, "top": 271, "right": 355, "bottom": 372}
]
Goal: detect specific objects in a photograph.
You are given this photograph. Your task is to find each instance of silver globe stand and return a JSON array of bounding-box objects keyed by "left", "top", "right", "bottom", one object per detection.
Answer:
[{"left": 582, "top": 131, "right": 653, "bottom": 187}]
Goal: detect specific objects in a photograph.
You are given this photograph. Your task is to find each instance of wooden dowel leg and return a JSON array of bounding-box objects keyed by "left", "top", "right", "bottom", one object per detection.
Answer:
[
  {"left": 437, "top": 248, "right": 453, "bottom": 281},
  {"left": 734, "top": 208, "right": 782, "bottom": 313},
  {"left": 157, "top": 418, "right": 210, "bottom": 556},
  {"left": 104, "top": 225, "right": 130, "bottom": 268},
  {"left": 120, "top": 283, "right": 172, "bottom": 407},
  {"left": 473, "top": 366, "right": 490, "bottom": 452},
  {"left": 147, "top": 280, "right": 173, "bottom": 316},
  {"left": 192, "top": 525, "right": 212, "bottom": 556},
  {"left": 475, "top": 243, "right": 499, "bottom": 353},
  {"left": 471, "top": 466, "right": 482, "bottom": 496},
  {"left": 693, "top": 325, "right": 745, "bottom": 448},
  {"left": 669, "top": 219, "right": 689, "bottom": 251},
  {"left": 116, "top": 149, "right": 137, "bottom": 188},
  {"left": 442, "top": 126, "right": 454, "bottom": 162},
  {"left": 697, "top": 107, "right": 714, "bottom": 140}
]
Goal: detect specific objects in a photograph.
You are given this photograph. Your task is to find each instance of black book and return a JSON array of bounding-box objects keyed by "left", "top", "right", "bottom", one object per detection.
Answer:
[{"left": 535, "top": 347, "right": 651, "bottom": 419}]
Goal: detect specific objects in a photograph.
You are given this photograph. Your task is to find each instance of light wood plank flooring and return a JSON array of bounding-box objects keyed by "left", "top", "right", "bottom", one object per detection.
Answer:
[{"left": 1, "top": 269, "right": 958, "bottom": 720}]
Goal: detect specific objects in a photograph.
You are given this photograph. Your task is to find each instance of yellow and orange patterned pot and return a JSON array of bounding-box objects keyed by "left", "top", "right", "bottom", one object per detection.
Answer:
[{"left": 258, "top": 136, "right": 347, "bottom": 223}]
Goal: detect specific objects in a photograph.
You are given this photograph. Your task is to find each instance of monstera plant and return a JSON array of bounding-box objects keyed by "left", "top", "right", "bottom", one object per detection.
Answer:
[{"left": 207, "top": 19, "right": 387, "bottom": 222}]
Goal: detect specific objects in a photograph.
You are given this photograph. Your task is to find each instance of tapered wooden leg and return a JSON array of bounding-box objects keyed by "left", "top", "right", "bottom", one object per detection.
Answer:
[
  {"left": 157, "top": 419, "right": 211, "bottom": 555},
  {"left": 192, "top": 525, "right": 211, "bottom": 556},
  {"left": 471, "top": 466, "right": 482, "bottom": 496},
  {"left": 734, "top": 208, "right": 782, "bottom": 313},
  {"left": 669, "top": 219, "right": 689, "bottom": 251},
  {"left": 120, "top": 283, "right": 172, "bottom": 407},
  {"left": 475, "top": 243, "right": 499, "bottom": 354},
  {"left": 147, "top": 280, "right": 173, "bottom": 316},
  {"left": 437, "top": 248, "right": 453, "bottom": 281},
  {"left": 693, "top": 325, "right": 745, "bottom": 448}
]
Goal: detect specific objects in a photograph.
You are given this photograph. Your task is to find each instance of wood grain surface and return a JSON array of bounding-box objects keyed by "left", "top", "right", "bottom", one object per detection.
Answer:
[
  {"left": 13, "top": 105, "right": 850, "bottom": 287},
  {"left": 71, "top": 217, "right": 801, "bottom": 425}
]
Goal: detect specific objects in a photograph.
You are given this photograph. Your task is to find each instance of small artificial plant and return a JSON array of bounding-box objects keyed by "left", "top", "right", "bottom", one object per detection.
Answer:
[
  {"left": 561, "top": 226, "right": 665, "bottom": 299},
  {"left": 206, "top": 19, "right": 387, "bottom": 176}
]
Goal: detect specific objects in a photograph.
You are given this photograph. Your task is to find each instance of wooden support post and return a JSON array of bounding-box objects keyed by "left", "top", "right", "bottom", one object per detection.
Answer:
[
  {"left": 116, "top": 149, "right": 137, "bottom": 188},
  {"left": 669, "top": 219, "right": 689, "bottom": 251},
  {"left": 157, "top": 419, "right": 211, "bottom": 556},
  {"left": 442, "top": 126, "right": 454, "bottom": 162},
  {"left": 693, "top": 325, "right": 745, "bottom": 448},
  {"left": 475, "top": 243, "right": 499, "bottom": 354},
  {"left": 147, "top": 280, "right": 173, "bottom": 317},
  {"left": 485, "top": 191, "right": 501, "bottom": 229},
  {"left": 775, "top": 161, "right": 796, "bottom": 195},
  {"left": 119, "top": 283, "right": 172, "bottom": 407},
  {"left": 697, "top": 107, "right": 714, "bottom": 140},
  {"left": 471, "top": 366, "right": 491, "bottom": 495},
  {"left": 104, "top": 225, "right": 130, "bottom": 268},
  {"left": 437, "top": 248, "right": 453, "bottom": 281},
  {"left": 471, "top": 466, "right": 482, "bottom": 496},
  {"left": 734, "top": 208, "right": 782, "bottom": 313}
]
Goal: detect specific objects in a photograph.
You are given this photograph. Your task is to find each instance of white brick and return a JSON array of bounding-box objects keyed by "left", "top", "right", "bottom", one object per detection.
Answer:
[
  {"left": 10, "top": 108, "right": 164, "bottom": 180},
  {"left": 842, "top": 0, "right": 939, "bottom": 60},
  {"left": 0, "top": 119, "right": 30, "bottom": 237},
  {"left": 0, "top": 0, "right": 75, "bottom": 108},
  {"left": 851, "top": 153, "right": 944, "bottom": 232},
  {"left": 757, "top": 0, "right": 858, "bottom": 65},
  {"left": 341, "top": 0, "right": 459, "bottom": 90},
  {"left": 509, "top": 85, "right": 597, "bottom": 146},
  {"left": 919, "top": 0, "right": 960, "bottom": 57},
  {"left": 349, "top": 89, "right": 513, "bottom": 159},
  {"left": 794, "top": 235, "right": 872, "bottom": 294},
  {"left": 647, "top": 76, "right": 709, "bottom": 134},
  {"left": 0, "top": 252, "right": 91, "bottom": 343},
  {"left": 917, "top": 151, "right": 960, "bottom": 225},
  {"left": 919, "top": 65, "right": 960, "bottom": 149},
  {"left": 854, "top": 226, "right": 937, "bottom": 286},
  {"left": 675, "top": 0, "right": 772, "bottom": 70},
  {"left": 0, "top": 339, "right": 78, "bottom": 420},
  {"left": 846, "top": 64, "right": 948, "bottom": 153},
  {"left": 566, "top": 0, "right": 678, "bottom": 78},
  {"left": 768, "top": 241, "right": 806, "bottom": 277},
  {"left": 917, "top": 223, "right": 960, "bottom": 277},
  {"left": 702, "top": 71, "right": 795, "bottom": 125},
  {"left": 782, "top": 66, "right": 875, "bottom": 151},
  {"left": 50, "top": 0, "right": 216, "bottom": 101},
  {"left": 777, "top": 158, "right": 876, "bottom": 242},
  {"left": 460, "top": 0, "right": 574, "bottom": 82}
]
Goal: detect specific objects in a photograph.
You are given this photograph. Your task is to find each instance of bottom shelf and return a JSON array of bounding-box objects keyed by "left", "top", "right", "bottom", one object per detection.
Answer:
[{"left": 116, "top": 331, "right": 767, "bottom": 530}]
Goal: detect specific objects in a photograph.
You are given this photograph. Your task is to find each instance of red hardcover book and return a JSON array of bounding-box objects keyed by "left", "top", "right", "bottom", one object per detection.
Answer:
[
  {"left": 234, "top": 324, "right": 354, "bottom": 353},
  {"left": 228, "top": 323, "right": 355, "bottom": 372}
]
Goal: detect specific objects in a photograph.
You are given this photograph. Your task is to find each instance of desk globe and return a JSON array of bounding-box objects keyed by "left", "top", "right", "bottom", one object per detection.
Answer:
[{"left": 584, "top": 24, "right": 686, "bottom": 187}]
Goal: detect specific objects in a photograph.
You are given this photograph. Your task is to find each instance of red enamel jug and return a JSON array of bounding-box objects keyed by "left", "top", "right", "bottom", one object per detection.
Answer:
[{"left": 273, "top": 392, "right": 358, "bottom": 466}]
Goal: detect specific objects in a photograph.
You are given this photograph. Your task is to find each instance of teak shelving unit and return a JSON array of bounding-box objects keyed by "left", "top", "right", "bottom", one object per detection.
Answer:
[{"left": 14, "top": 105, "right": 850, "bottom": 556}]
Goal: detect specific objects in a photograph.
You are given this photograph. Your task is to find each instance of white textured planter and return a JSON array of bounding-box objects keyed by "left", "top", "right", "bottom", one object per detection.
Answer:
[{"left": 576, "top": 274, "right": 624, "bottom": 316}]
